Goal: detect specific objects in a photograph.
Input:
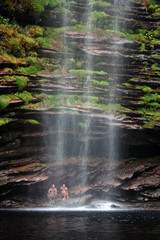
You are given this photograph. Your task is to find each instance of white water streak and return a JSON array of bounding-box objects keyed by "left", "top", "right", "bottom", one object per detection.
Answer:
[
  {"left": 80, "top": 0, "right": 94, "bottom": 192},
  {"left": 107, "top": 0, "right": 130, "bottom": 164}
]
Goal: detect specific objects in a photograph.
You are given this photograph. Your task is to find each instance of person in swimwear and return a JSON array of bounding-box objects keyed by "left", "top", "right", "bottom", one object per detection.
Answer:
[
  {"left": 47, "top": 184, "right": 57, "bottom": 204},
  {"left": 60, "top": 184, "right": 69, "bottom": 201}
]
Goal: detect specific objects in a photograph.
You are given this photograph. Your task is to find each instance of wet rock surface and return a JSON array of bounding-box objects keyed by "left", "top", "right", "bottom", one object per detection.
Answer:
[
  {"left": 0, "top": 1, "right": 160, "bottom": 207},
  {"left": 0, "top": 149, "right": 160, "bottom": 207}
]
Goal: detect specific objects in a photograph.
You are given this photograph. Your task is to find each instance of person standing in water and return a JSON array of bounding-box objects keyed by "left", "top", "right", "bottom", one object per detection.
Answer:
[
  {"left": 60, "top": 184, "right": 69, "bottom": 201},
  {"left": 47, "top": 184, "right": 57, "bottom": 204}
]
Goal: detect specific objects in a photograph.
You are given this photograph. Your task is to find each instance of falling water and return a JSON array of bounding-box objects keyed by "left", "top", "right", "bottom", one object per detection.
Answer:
[
  {"left": 54, "top": 3, "right": 69, "bottom": 179},
  {"left": 47, "top": 2, "right": 74, "bottom": 186},
  {"left": 44, "top": 0, "right": 131, "bottom": 206},
  {"left": 80, "top": 0, "right": 94, "bottom": 196},
  {"left": 107, "top": 0, "right": 131, "bottom": 166}
]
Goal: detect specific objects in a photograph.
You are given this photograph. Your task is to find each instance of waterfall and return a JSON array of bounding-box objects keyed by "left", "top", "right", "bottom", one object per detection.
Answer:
[
  {"left": 53, "top": 3, "right": 69, "bottom": 180},
  {"left": 104, "top": 0, "right": 131, "bottom": 195},
  {"left": 44, "top": 0, "right": 131, "bottom": 205},
  {"left": 79, "top": 0, "right": 94, "bottom": 196},
  {"left": 42, "top": 2, "right": 74, "bottom": 189}
]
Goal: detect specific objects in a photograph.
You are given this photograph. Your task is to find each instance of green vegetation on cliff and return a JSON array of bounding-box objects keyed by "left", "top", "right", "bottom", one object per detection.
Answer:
[
  {"left": 0, "top": 0, "right": 160, "bottom": 129},
  {"left": 0, "top": 0, "right": 64, "bottom": 17}
]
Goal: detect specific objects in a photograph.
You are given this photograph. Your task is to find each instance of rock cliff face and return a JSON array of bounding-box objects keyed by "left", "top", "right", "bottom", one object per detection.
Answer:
[{"left": 0, "top": 0, "right": 160, "bottom": 207}]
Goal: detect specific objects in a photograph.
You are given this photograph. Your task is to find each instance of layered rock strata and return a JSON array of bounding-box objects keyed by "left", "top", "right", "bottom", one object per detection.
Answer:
[{"left": 0, "top": 0, "right": 160, "bottom": 207}]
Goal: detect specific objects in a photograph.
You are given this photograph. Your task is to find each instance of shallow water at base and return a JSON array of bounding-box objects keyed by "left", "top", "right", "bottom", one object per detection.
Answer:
[{"left": 0, "top": 210, "right": 160, "bottom": 240}]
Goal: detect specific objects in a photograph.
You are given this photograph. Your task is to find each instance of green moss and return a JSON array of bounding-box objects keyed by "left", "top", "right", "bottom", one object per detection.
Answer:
[
  {"left": 17, "top": 66, "right": 39, "bottom": 74},
  {"left": 140, "top": 43, "right": 146, "bottom": 51},
  {"left": 71, "top": 18, "right": 77, "bottom": 26},
  {"left": 25, "top": 25, "right": 44, "bottom": 38},
  {"left": 38, "top": 93, "right": 123, "bottom": 115},
  {"left": 19, "top": 102, "right": 40, "bottom": 109},
  {"left": 142, "top": 94, "right": 158, "bottom": 104},
  {"left": 62, "top": 58, "right": 75, "bottom": 68},
  {"left": 102, "top": 104, "right": 122, "bottom": 114},
  {"left": 15, "top": 76, "right": 28, "bottom": 91},
  {"left": 143, "top": 121, "right": 156, "bottom": 129},
  {"left": 92, "top": 80, "right": 109, "bottom": 87},
  {"left": 41, "top": 164, "right": 47, "bottom": 167},
  {"left": 0, "top": 75, "right": 29, "bottom": 90},
  {"left": 10, "top": 160, "right": 17, "bottom": 163},
  {"left": 0, "top": 22, "right": 41, "bottom": 69},
  {"left": 150, "top": 39, "right": 160, "bottom": 50},
  {"left": 1, "top": 52, "right": 26, "bottom": 65},
  {"left": 0, "top": 95, "right": 10, "bottom": 111},
  {"left": 37, "top": 37, "right": 52, "bottom": 48},
  {"left": 10, "top": 112, "right": 16, "bottom": 117},
  {"left": 78, "top": 122, "right": 87, "bottom": 128},
  {"left": 70, "top": 24, "right": 85, "bottom": 32},
  {"left": 24, "top": 119, "right": 40, "bottom": 124},
  {"left": 151, "top": 54, "right": 160, "bottom": 58},
  {"left": 151, "top": 63, "right": 160, "bottom": 72},
  {"left": 148, "top": 4, "right": 159, "bottom": 14},
  {"left": 89, "top": 1, "right": 111, "bottom": 10},
  {"left": 17, "top": 33, "right": 39, "bottom": 50},
  {"left": 149, "top": 102, "right": 160, "bottom": 108},
  {"left": 40, "top": 94, "right": 98, "bottom": 108},
  {"left": 3, "top": 68, "right": 14, "bottom": 73},
  {"left": 69, "top": 41, "right": 80, "bottom": 48},
  {"left": 26, "top": 56, "right": 42, "bottom": 71},
  {"left": 141, "top": 93, "right": 160, "bottom": 110},
  {"left": 0, "top": 16, "right": 9, "bottom": 25},
  {"left": 121, "top": 27, "right": 160, "bottom": 51},
  {"left": 38, "top": 27, "right": 67, "bottom": 49},
  {"left": 0, "top": 117, "right": 11, "bottom": 126},
  {"left": 16, "top": 91, "right": 33, "bottom": 105},
  {"left": 92, "top": 11, "right": 109, "bottom": 29},
  {"left": 69, "top": 69, "right": 107, "bottom": 76},
  {"left": 76, "top": 61, "right": 84, "bottom": 69},
  {"left": 142, "top": 86, "right": 152, "bottom": 94},
  {"left": 123, "top": 83, "right": 133, "bottom": 88},
  {"left": 2, "top": 0, "right": 64, "bottom": 17},
  {"left": 1, "top": 92, "right": 35, "bottom": 109},
  {"left": 1, "top": 0, "right": 160, "bottom": 129},
  {"left": 104, "top": 29, "right": 125, "bottom": 38},
  {"left": 44, "top": 27, "right": 66, "bottom": 40}
]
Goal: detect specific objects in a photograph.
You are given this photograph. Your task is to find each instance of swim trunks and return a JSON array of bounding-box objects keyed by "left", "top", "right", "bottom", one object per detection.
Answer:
[{"left": 50, "top": 193, "right": 55, "bottom": 200}]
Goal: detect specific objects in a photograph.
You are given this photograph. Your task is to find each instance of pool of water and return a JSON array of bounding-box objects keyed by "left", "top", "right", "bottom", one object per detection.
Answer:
[{"left": 0, "top": 209, "right": 160, "bottom": 240}]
